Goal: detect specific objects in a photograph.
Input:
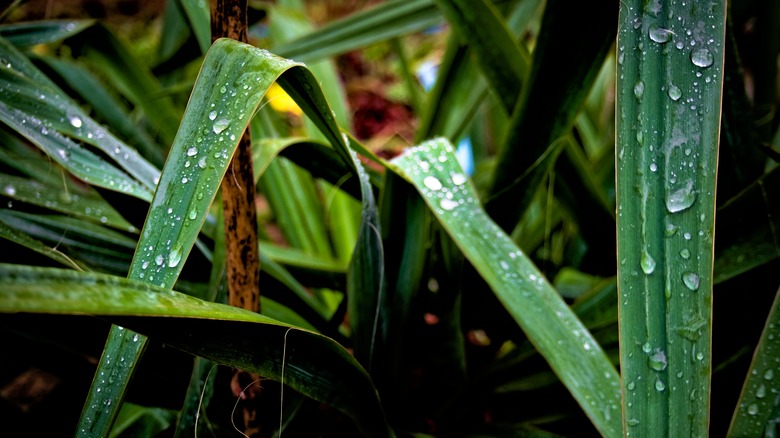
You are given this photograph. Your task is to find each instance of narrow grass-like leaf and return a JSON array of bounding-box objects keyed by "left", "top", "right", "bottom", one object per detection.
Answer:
[
  {"left": 39, "top": 56, "right": 166, "bottom": 167},
  {"left": 0, "top": 210, "right": 135, "bottom": 273},
  {"left": 0, "top": 263, "right": 393, "bottom": 438},
  {"left": 431, "top": 0, "right": 529, "bottom": 114},
  {"left": 389, "top": 138, "right": 621, "bottom": 437},
  {"left": 0, "top": 173, "right": 137, "bottom": 232},
  {"left": 484, "top": 0, "right": 617, "bottom": 233},
  {"left": 0, "top": 19, "right": 94, "bottom": 47},
  {"left": 727, "top": 287, "right": 780, "bottom": 436},
  {"left": 179, "top": 0, "right": 211, "bottom": 55},
  {"left": 272, "top": 0, "right": 443, "bottom": 63},
  {"left": 714, "top": 165, "right": 780, "bottom": 283},
  {"left": 73, "top": 25, "right": 182, "bottom": 147},
  {"left": 616, "top": 1, "right": 726, "bottom": 435},
  {"left": 0, "top": 219, "right": 83, "bottom": 270},
  {"left": 110, "top": 403, "right": 175, "bottom": 438}
]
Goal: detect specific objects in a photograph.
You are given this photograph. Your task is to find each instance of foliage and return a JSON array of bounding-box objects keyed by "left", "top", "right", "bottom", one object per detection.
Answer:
[{"left": 0, "top": 0, "right": 778, "bottom": 437}]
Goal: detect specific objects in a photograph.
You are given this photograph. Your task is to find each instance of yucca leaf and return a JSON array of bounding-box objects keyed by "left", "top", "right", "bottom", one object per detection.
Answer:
[
  {"left": 0, "top": 263, "right": 393, "bottom": 438},
  {"left": 272, "top": 0, "right": 442, "bottom": 63},
  {"left": 0, "top": 173, "right": 137, "bottom": 232},
  {"left": 0, "top": 218, "right": 83, "bottom": 270},
  {"left": 0, "top": 19, "right": 94, "bottom": 47},
  {"left": 727, "top": 287, "right": 780, "bottom": 436},
  {"left": 484, "top": 0, "right": 617, "bottom": 234},
  {"left": 79, "top": 37, "right": 383, "bottom": 435},
  {"left": 431, "top": 0, "right": 529, "bottom": 114},
  {"left": 616, "top": 0, "right": 726, "bottom": 435},
  {"left": 39, "top": 56, "right": 166, "bottom": 167},
  {"left": 389, "top": 138, "right": 621, "bottom": 437}
]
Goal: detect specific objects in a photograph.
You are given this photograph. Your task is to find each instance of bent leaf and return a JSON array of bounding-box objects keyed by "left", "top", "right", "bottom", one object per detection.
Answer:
[
  {"left": 0, "top": 263, "right": 392, "bottom": 438},
  {"left": 389, "top": 138, "right": 621, "bottom": 437}
]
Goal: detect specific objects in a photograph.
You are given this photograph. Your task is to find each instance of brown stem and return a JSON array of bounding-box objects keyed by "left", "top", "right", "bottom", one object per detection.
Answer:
[{"left": 211, "top": 1, "right": 263, "bottom": 436}]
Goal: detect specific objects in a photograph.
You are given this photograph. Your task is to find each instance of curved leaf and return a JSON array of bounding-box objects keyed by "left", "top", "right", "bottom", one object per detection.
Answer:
[
  {"left": 389, "top": 138, "right": 621, "bottom": 437},
  {"left": 0, "top": 263, "right": 392, "bottom": 438}
]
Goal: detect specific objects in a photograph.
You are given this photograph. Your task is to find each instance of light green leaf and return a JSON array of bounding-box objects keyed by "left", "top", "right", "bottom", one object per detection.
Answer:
[{"left": 389, "top": 138, "right": 621, "bottom": 437}]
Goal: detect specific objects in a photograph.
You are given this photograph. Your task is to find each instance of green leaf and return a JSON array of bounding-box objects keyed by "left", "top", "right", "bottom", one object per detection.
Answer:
[
  {"left": 389, "top": 138, "right": 621, "bottom": 437},
  {"left": 616, "top": 1, "right": 726, "bottom": 435},
  {"left": 727, "top": 287, "right": 780, "bottom": 436},
  {"left": 0, "top": 19, "right": 94, "bottom": 47},
  {"left": 0, "top": 263, "right": 393, "bottom": 438},
  {"left": 272, "top": 0, "right": 443, "bottom": 63},
  {"left": 79, "top": 37, "right": 384, "bottom": 436},
  {"left": 0, "top": 173, "right": 137, "bottom": 232},
  {"left": 431, "top": 0, "right": 529, "bottom": 114},
  {"left": 484, "top": 0, "right": 618, "bottom": 233},
  {"left": 0, "top": 218, "right": 83, "bottom": 270}
]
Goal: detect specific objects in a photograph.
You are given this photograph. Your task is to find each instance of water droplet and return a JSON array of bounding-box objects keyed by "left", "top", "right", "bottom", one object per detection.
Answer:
[
  {"left": 764, "top": 369, "right": 774, "bottom": 380},
  {"left": 649, "top": 349, "right": 668, "bottom": 371},
  {"left": 665, "top": 223, "right": 679, "bottom": 237},
  {"left": 666, "top": 179, "right": 696, "bottom": 213},
  {"left": 649, "top": 26, "right": 673, "bottom": 43},
  {"left": 641, "top": 249, "right": 656, "bottom": 274},
  {"left": 696, "top": 351, "right": 704, "bottom": 361},
  {"left": 756, "top": 383, "right": 767, "bottom": 399},
  {"left": 181, "top": 177, "right": 189, "bottom": 184},
  {"left": 198, "top": 158, "right": 207, "bottom": 169},
  {"left": 440, "top": 199, "right": 459, "bottom": 211},
  {"left": 69, "top": 116, "right": 82, "bottom": 128},
  {"left": 451, "top": 172, "right": 467, "bottom": 185},
  {"left": 219, "top": 86, "right": 227, "bottom": 93},
  {"left": 747, "top": 403, "right": 759, "bottom": 415},
  {"left": 187, "top": 147, "right": 198, "bottom": 156},
  {"left": 668, "top": 84, "right": 682, "bottom": 101},
  {"left": 168, "top": 246, "right": 182, "bottom": 267},
  {"left": 188, "top": 209, "right": 197, "bottom": 220},
  {"left": 4, "top": 185, "right": 16, "bottom": 196},
  {"left": 208, "top": 110, "right": 217, "bottom": 121},
  {"left": 679, "top": 248, "right": 691, "bottom": 259},
  {"left": 642, "top": 342, "right": 652, "bottom": 353},
  {"left": 141, "top": 261, "right": 149, "bottom": 269},
  {"left": 627, "top": 418, "right": 640, "bottom": 427},
  {"left": 682, "top": 272, "right": 700, "bottom": 291},
  {"left": 423, "top": 176, "right": 442, "bottom": 191},
  {"left": 627, "top": 381, "right": 636, "bottom": 391},
  {"left": 650, "top": 162, "right": 658, "bottom": 172},
  {"left": 132, "top": 334, "right": 139, "bottom": 342},
  {"left": 634, "top": 81, "right": 645, "bottom": 98},
  {"left": 655, "top": 378, "right": 666, "bottom": 391},
  {"left": 212, "top": 118, "right": 230, "bottom": 134},
  {"left": 155, "top": 254, "right": 164, "bottom": 266},
  {"left": 691, "top": 48, "right": 714, "bottom": 68}
]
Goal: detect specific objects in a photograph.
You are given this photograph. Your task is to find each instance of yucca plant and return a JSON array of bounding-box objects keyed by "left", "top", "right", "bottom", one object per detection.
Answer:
[{"left": 0, "top": 0, "right": 777, "bottom": 437}]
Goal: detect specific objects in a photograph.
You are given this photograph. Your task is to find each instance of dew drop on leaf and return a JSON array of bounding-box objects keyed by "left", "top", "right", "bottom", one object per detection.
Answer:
[
  {"left": 668, "top": 84, "right": 682, "bottom": 101},
  {"left": 666, "top": 179, "right": 696, "bottom": 213},
  {"left": 690, "top": 48, "right": 714, "bottom": 68},
  {"left": 212, "top": 118, "right": 230, "bottom": 134},
  {"left": 69, "top": 116, "right": 82, "bottom": 128},
  {"left": 648, "top": 26, "right": 673, "bottom": 43},
  {"left": 423, "top": 176, "right": 442, "bottom": 191},
  {"left": 168, "top": 246, "right": 182, "bottom": 268},
  {"left": 187, "top": 147, "right": 198, "bottom": 157},
  {"left": 641, "top": 249, "right": 656, "bottom": 274},
  {"left": 440, "top": 199, "right": 459, "bottom": 211},
  {"left": 209, "top": 110, "right": 217, "bottom": 121},
  {"left": 682, "top": 272, "right": 700, "bottom": 291}
]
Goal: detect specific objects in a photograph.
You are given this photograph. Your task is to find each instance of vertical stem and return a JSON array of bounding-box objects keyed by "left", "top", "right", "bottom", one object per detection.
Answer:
[
  {"left": 210, "top": 0, "right": 261, "bottom": 313},
  {"left": 210, "top": 1, "right": 262, "bottom": 436}
]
